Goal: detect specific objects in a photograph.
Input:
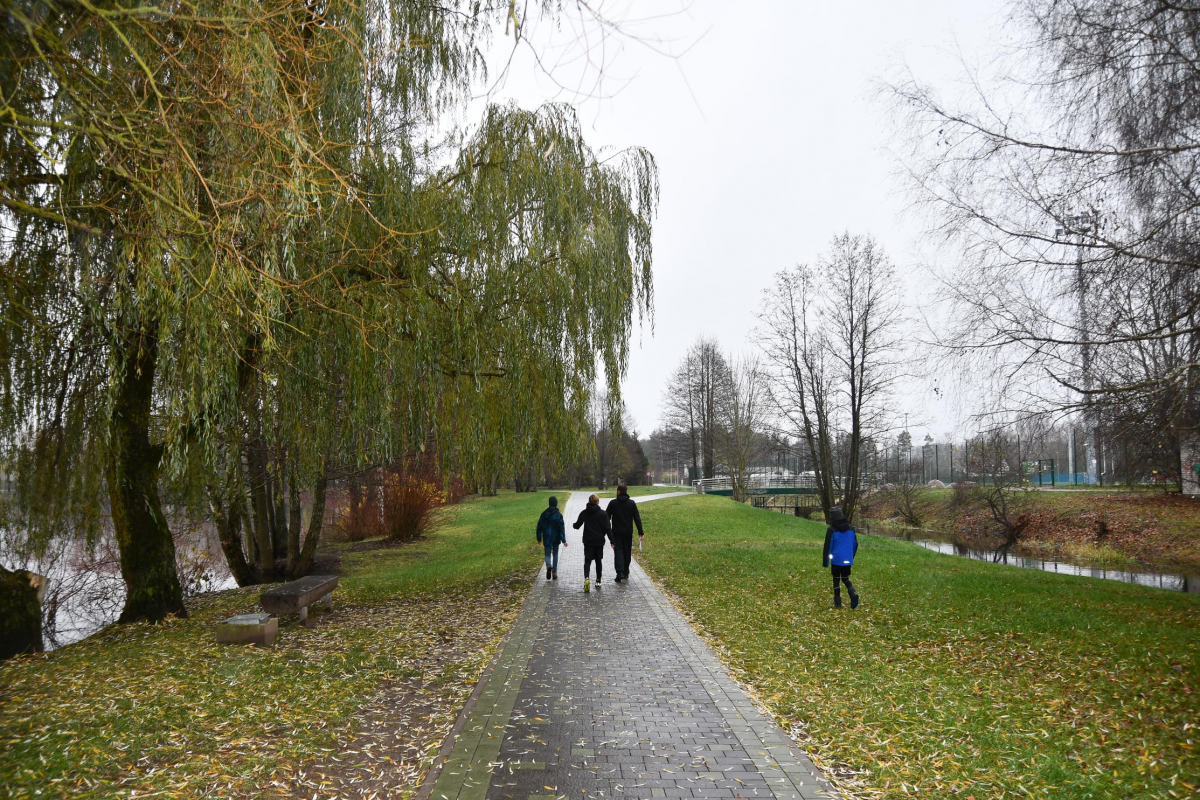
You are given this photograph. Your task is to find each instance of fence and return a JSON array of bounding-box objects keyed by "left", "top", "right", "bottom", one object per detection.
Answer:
[
  {"left": 749, "top": 494, "right": 821, "bottom": 516},
  {"left": 868, "top": 428, "right": 1174, "bottom": 489},
  {"left": 692, "top": 473, "right": 820, "bottom": 496}
]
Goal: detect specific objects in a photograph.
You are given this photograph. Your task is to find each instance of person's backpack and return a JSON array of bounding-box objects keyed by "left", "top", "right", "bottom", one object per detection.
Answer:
[{"left": 829, "top": 528, "right": 856, "bottom": 566}]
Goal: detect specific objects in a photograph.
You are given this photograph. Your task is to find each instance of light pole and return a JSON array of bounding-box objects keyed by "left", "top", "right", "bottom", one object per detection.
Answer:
[{"left": 1056, "top": 212, "right": 1099, "bottom": 485}]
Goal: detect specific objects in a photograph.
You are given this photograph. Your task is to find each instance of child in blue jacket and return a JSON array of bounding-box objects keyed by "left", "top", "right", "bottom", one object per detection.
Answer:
[
  {"left": 822, "top": 506, "right": 860, "bottom": 609},
  {"left": 536, "top": 496, "right": 567, "bottom": 580}
]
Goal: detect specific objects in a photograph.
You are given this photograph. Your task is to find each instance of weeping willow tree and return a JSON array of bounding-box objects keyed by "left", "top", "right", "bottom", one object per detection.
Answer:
[{"left": 0, "top": 0, "right": 656, "bottom": 620}]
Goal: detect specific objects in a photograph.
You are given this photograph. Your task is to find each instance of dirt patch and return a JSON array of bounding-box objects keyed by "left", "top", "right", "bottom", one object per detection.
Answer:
[
  {"left": 283, "top": 583, "right": 525, "bottom": 800},
  {"left": 342, "top": 536, "right": 430, "bottom": 554}
]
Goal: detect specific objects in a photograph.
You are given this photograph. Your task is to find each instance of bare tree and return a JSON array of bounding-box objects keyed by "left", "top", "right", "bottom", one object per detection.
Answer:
[
  {"left": 758, "top": 265, "right": 840, "bottom": 513},
  {"left": 719, "top": 355, "right": 767, "bottom": 502},
  {"left": 758, "top": 234, "right": 904, "bottom": 521},
  {"left": 662, "top": 337, "right": 729, "bottom": 481},
  {"left": 888, "top": 0, "right": 1200, "bottom": 490}
]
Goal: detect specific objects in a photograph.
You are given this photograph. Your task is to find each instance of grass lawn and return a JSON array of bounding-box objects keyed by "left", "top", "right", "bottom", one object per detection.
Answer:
[
  {"left": 637, "top": 494, "right": 1200, "bottom": 799},
  {"left": 0, "top": 491, "right": 547, "bottom": 799}
]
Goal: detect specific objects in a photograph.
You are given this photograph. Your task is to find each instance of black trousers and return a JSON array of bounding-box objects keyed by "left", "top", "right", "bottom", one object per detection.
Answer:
[
  {"left": 614, "top": 533, "right": 633, "bottom": 575},
  {"left": 831, "top": 565, "right": 857, "bottom": 600},
  {"left": 584, "top": 544, "right": 604, "bottom": 579}
]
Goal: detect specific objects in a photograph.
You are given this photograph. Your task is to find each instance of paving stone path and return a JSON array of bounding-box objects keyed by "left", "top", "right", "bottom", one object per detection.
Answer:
[{"left": 424, "top": 492, "right": 834, "bottom": 800}]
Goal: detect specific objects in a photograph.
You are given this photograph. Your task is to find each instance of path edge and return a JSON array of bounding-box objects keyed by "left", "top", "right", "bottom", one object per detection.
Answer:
[
  {"left": 632, "top": 558, "right": 841, "bottom": 799},
  {"left": 412, "top": 568, "right": 541, "bottom": 800}
]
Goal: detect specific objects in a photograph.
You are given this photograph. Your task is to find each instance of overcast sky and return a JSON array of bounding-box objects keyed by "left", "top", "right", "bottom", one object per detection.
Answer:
[{"left": 473, "top": 0, "right": 1011, "bottom": 443}]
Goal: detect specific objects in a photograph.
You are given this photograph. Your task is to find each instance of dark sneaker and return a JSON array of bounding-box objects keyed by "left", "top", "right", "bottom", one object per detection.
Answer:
[
  {"left": 546, "top": 565, "right": 552, "bottom": 580},
  {"left": 850, "top": 594, "right": 860, "bottom": 610},
  {"left": 552, "top": 569, "right": 558, "bottom": 581}
]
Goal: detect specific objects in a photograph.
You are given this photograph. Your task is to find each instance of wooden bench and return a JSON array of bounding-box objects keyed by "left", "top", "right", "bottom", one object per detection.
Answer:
[{"left": 260, "top": 575, "right": 338, "bottom": 627}]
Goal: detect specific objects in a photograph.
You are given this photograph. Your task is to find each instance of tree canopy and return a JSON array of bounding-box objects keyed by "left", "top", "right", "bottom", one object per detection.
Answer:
[{"left": 0, "top": 0, "right": 657, "bottom": 620}]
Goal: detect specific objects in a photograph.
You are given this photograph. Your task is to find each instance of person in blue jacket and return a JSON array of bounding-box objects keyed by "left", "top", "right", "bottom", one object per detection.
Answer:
[
  {"left": 536, "top": 496, "right": 567, "bottom": 580},
  {"left": 822, "top": 506, "right": 860, "bottom": 609}
]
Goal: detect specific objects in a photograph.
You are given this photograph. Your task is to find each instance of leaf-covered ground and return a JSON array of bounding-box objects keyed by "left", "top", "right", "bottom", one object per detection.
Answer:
[
  {"left": 0, "top": 491, "right": 552, "bottom": 799},
  {"left": 637, "top": 494, "right": 1200, "bottom": 799},
  {"left": 864, "top": 488, "right": 1200, "bottom": 568}
]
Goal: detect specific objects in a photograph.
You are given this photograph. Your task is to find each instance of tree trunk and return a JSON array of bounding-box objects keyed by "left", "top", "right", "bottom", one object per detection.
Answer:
[
  {"left": 246, "top": 496, "right": 260, "bottom": 570},
  {"left": 295, "top": 466, "right": 328, "bottom": 577},
  {"left": 209, "top": 482, "right": 257, "bottom": 587},
  {"left": 106, "top": 328, "right": 187, "bottom": 623},
  {"left": 245, "top": 434, "right": 276, "bottom": 581},
  {"left": 271, "top": 449, "right": 288, "bottom": 559},
  {"left": 287, "top": 461, "right": 301, "bottom": 577},
  {"left": 0, "top": 566, "right": 43, "bottom": 660}
]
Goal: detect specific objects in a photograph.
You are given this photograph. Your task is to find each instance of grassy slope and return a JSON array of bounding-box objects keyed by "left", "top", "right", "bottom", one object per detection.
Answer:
[
  {"left": 597, "top": 485, "right": 692, "bottom": 498},
  {"left": 865, "top": 488, "right": 1200, "bottom": 568},
  {"left": 0, "top": 491, "right": 549, "bottom": 799},
  {"left": 638, "top": 494, "right": 1200, "bottom": 799}
]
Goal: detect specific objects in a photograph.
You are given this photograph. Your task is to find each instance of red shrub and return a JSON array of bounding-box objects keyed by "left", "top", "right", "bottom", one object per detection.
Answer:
[{"left": 381, "top": 472, "right": 446, "bottom": 542}]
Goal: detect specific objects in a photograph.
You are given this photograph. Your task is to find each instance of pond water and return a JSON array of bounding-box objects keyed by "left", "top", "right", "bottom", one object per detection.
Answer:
[
  {"left": 863, "top": 521, "right": 1200, "bottom": 593},
  {"left": 2, "top": 517, "right": 237, "bottom": 650}
]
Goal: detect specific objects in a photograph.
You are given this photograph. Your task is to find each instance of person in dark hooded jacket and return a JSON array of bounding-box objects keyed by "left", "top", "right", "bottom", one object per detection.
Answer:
[
  {"left": 605, "top": 484, "right": 643, "bottom": 582},
  {"left": 536, "top": 496, "right": 567, "bottom": 580},
  {"left": 822, "top": 506, "right": 860, "bottom": 609},
  {"left": 573, "top": 493, "right": 613, "bottom": 588}
]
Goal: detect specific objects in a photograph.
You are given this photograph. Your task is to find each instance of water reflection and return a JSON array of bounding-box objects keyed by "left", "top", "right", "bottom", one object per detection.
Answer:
[
  {"left": 865, "top": 523, "right": 1200, "bottom": 593},
  {"left": 2, "top": 517, "right": 237, "bottom": 650}
]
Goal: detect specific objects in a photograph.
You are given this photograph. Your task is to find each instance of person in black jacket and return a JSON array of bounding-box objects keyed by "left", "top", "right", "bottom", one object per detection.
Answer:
[
  {"left": 573, "top": 493, "right": 613, "bottom": 589},
  {"left": 822, "top": 506, "right": 860, "bottom": 609},
  {"left": 605, "top": 484, "right": 644, "bottom": 582}
]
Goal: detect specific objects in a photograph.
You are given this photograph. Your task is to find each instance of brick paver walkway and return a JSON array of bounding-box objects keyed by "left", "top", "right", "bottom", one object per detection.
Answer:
[{"left": 425, "top": 492, "right": 833, "bottom": 800}]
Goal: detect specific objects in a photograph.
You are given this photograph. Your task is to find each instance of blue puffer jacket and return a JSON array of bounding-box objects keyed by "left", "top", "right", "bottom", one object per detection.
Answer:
[
  {"left": 822, "top": 507, "right": 859, "bottom": 567},
  {"left": 536, "top": 507, "right": 566, "bottom": 547}
]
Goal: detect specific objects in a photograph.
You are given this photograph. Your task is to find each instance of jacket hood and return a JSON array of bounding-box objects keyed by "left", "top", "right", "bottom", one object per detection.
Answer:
[{"left": 828, "top": 507, "right": 851, "bottom": 530}]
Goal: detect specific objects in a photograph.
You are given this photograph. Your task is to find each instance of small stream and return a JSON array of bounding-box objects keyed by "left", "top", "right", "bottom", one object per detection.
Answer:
[{"left": 863, "top": 521, "right": 1200, "bottom": 593}]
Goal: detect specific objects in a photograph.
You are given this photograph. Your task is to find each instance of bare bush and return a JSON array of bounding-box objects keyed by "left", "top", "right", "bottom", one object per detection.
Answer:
[
  {"left": 382, "top": 473, "right": 446, "bottom": 542},
  {"left": 337, "top": 483, "right": 384, "bottom": 543},
  {"left": 892, "top": 479, "right": 924, "bottom": 527}
]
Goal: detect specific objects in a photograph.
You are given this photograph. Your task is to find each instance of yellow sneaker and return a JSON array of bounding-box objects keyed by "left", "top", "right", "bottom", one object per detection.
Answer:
[{"left": 584, "top": 578, "right": 591, "bottom": 593}]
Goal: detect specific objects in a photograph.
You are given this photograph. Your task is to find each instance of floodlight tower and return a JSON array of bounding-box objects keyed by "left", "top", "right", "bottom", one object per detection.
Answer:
[{"left": 1055, "top": 212, "right": 1099, "bottom": 485}]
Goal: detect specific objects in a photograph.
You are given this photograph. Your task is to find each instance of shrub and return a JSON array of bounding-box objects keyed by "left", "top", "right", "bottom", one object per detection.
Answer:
[
  {"left": 336, "top": 486, "right": 383, "bottom": 542},
  {"left": 381, "top": 472, "right": 446, "bottom": 542}
]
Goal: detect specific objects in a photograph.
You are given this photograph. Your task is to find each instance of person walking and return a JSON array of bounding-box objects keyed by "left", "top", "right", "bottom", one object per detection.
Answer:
[
  {"left": 605, "top": 484, "right": 643, "bottom": 582},
  {"left": 536, "top": 496, "right": 567, "bottom": 580},
  {"left": 822, "top": 506, "right": 860, "bottom": 609},
  {"left": 573, "top": 493, "right": 612, "bottom": 592}
]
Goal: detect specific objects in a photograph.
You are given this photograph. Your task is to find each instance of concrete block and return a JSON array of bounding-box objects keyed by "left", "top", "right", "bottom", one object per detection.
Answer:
[{"left": 216, "top": 613, "right": 278, "bottom": 646}]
